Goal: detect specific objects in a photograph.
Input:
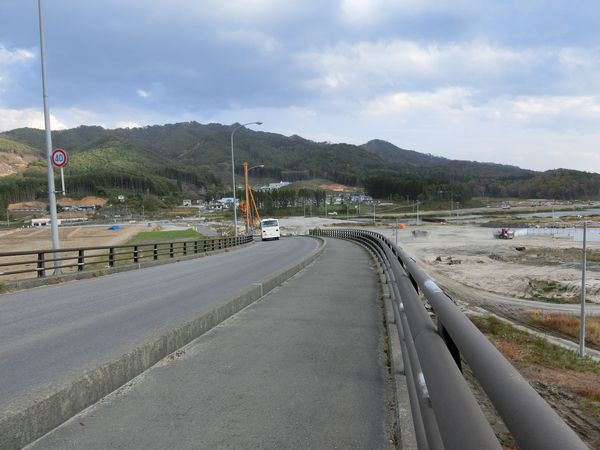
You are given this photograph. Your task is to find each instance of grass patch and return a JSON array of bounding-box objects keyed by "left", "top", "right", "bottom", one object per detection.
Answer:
[
  {"left": 126, "top": 229, "right": 204, "bottom": 245},
  {"left": 526, "top": 311, "right": 600, "bottom": 348},
  {"left": 471, "top": 315, "right": 600, "bottom": 373},
  {"left": 471, "top": 315, "right": 600, "bottom": 432},
  {"left": 517, "top": 247, "right": 600, "bottom": 265},
  {"left": 526, "top": 278, "right": 581, "bottom": 304}
]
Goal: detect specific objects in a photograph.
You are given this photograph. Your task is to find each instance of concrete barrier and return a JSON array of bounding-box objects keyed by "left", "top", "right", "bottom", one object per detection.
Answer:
[{"left": 0, "top": 237, "right": 326, "bottom": 449}]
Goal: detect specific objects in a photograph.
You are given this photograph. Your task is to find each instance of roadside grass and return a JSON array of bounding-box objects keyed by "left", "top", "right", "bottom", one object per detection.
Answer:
[
  {"left": 516, "top": 247, "right": 600, "bottom": 265},
  {"left": 471, "top": 315, "right": 600, "bottom": 432},
  {"left": 126, "top": 229, "right": 204, "bottom": 245},
  {"left": 526, "top": 311, "right": 600, "bottom": 348}
]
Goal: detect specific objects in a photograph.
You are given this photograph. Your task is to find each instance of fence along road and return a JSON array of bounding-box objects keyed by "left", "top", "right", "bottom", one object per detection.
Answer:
[{"left": 0, "top": 236, "right": 320, "bottom": 449}]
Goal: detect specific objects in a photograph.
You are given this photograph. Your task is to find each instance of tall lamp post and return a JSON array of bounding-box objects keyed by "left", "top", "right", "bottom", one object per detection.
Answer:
[
  {"left": 38, "top": 0, "right": 61, "bottom": 273},
  {"left": 230, "top": 122, "right": 262, "bottom": 237}
]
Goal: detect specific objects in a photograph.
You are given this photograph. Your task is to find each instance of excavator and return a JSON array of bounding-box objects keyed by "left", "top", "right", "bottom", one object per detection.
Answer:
[{"left": 493, "top": 228, "right": 515, "bottom": 239}]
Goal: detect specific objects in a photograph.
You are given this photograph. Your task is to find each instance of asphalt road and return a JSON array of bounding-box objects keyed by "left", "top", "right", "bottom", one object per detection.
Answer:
[
  {"left": 0, "top": 237, "right": 319, "bottom": 415},
  {"left": 29, "top": 238, "right": 394, "bottom": 449}
]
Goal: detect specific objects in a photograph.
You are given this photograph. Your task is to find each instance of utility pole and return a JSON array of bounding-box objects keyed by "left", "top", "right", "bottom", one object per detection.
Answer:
[
  {"left": 38, "top": 0, "right": 60, "bottom": 273},
  {"left": 416, "top": 200, "right": 420, "bottom": 225},
  {"left": 580, "top": 222, "right": 587, "bottom": 357}
]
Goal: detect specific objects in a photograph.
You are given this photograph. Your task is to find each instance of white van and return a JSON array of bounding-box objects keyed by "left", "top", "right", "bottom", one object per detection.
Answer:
[{"left": 260, "top": 218, "right": 280, "bottom": 241}]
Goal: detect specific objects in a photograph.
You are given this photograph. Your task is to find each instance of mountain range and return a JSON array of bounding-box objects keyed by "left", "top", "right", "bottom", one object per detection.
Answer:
[{"left": 0, "top": 122, "right": 599, "bottom": 208}]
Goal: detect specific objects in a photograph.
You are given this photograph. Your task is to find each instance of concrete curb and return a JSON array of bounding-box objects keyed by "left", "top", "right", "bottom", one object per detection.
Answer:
[
  {"left": 0, "top": 237, "right": 326, "bottom": 449},
  {"left": 3, "top": 241, "right": 255, "bottom": 293}
]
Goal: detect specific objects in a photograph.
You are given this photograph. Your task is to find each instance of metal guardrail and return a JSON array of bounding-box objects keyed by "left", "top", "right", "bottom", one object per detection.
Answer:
[
  {"left": 310, "top": 228, "right": 586, "bottom": 450},
  {"left": 0, "top": 236, "right": 253, "bottom": 280}
]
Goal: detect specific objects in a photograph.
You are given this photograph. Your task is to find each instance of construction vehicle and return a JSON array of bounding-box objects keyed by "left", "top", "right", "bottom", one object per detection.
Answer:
[
  {"left": 239, "top": 162, "right": 262, "bottom": 235},
  {"left": 493, "top": 228, "right": 515, "bottom": 239}
]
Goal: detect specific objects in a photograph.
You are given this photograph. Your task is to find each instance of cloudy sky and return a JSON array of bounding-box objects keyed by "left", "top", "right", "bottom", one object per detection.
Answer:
[{"left": 1, "top": 1, "right": 600, "bottom": 173}]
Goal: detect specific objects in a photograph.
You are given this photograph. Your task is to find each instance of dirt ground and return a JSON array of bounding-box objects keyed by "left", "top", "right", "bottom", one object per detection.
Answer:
[
  {"left": 8, "top": 195, "right": 108, "bottom": 210},
  {"left": 0, "top": 224, "right": 146, "bottom": 253},
  {"left": 379, "top": 223, "right": 600, "bottom": 305}
]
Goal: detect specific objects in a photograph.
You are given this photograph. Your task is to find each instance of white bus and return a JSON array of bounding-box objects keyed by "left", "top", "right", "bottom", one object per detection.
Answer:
[{"left": 260, "top": 218, "right": 280, "bottom": 241}]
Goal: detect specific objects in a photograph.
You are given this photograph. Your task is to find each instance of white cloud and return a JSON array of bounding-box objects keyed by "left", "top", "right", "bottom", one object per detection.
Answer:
[
  {"left": 114, "top": 121, "right": 141, "bottom": 129},
  {"left": 136, "top": 89, "right": 150, "bottom": 98},
  {"left": 0, "top": 108, "right": 66, "bottom": 131},
  {"left": 298, "top": 40, "right": 538, "bottom": 98},
  {"left": 215, "top": 28, "right": 281, "bottom": 53},
  {"left": 0, "top": 45, "right": 37, "bottom": 96},
  {"left": 0, "top": 46, "right": 35, "bottom": 65},
  {"left": 338, "top": 0, "right": 474, "bottom": 26},
  {"left": 362, "top": 87, "right": 475, "bottom": 117}
]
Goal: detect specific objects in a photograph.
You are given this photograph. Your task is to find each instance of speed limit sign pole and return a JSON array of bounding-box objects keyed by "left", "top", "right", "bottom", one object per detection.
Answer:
[{"left": 51, "top": 148, "right": 68, "bottom": 195}]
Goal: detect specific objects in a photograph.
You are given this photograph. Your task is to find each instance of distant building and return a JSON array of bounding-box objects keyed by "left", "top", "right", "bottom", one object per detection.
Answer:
[
  {"left": 258, "top": 181, "right": 291, "bottom": 191},
  {"left": 32, "top": 218, "right": 62, "bottom": 227},
  {"left": 217, "top": 197, "right": 238, "bottom": 207},
  {"left": 182, "top": 199, "right": 192, "bottom": 207},
  {"left": 117, "top": 195, "right": 125, "bottom": 203},
  {"left": 349, "top": 194, "right": 373, "bottom": 204}
]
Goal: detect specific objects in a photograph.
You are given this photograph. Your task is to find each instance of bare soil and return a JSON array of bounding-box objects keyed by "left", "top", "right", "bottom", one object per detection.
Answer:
[
  {"left": 0, "top": 224, "right": 146, "bottom": 281},
  {"left": 0, "top": 224, "right": 145, "bottom": 253},
  {"left": 381, "top": 224, "right": 600, "bottom": 304},
  {"left": 318, "top": 182, "right": 362, "bottom": 192}
]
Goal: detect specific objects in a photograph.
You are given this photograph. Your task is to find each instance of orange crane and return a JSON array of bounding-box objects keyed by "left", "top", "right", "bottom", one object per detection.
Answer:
[{"left": 241, "top": 162, "right": 261, "bottom": 234}]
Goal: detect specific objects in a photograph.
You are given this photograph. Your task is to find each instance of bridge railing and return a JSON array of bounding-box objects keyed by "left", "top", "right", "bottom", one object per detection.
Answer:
[
  {"left": 0, "top": 236, "right": 253, "bottom": 281},
  {"left": 310, "top": 228, "right": 586, "bottom": 450}
]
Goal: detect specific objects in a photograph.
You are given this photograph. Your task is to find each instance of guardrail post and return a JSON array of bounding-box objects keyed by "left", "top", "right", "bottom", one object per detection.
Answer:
[
  {"left": 108, "top": 248, "right": 115, "bottom": 267},
  {"left": 37, "top": 252, "right": 45, "bottom": 278},
  {"left": 183, "top": 242, "right": 187, "bottom": 256},
  {"left": 169, "top": 243, "right": 174, "bottom": 258},
  {"left": 194, "top": 241, "right": 198, "bottom": 254},
  {"left": 77, "top": 249, "right": 84, "bottom": 272},
  {"left": 409, "top": 273, "right": 418, "bottom": 293},
  {"left": 438, "top": 319, "right": 462, "bottom": 371},
  {"left": 153, "top": 244, "right": 158, "bottom": 260},
  {"left": 133, "top": 246, "right": 139, "bottom": 263}
]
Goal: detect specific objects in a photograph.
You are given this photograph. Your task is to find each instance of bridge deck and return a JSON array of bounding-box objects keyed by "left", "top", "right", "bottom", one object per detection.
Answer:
[{"left": 29, "top": 238, "right": 396, "bottom": 449}]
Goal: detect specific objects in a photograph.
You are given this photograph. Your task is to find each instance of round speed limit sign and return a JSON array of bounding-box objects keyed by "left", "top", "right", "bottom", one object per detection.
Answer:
[{"left": 51, "top": 148, "right": 68, "bottom": 168}]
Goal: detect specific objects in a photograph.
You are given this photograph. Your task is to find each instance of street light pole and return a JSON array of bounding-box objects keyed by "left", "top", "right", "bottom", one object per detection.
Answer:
[
  {"left": 230, "top": 122, "right": 262, "bottom": 237},
  {"left": 38, "top": 0, "right": 61, "bottom": 273}
]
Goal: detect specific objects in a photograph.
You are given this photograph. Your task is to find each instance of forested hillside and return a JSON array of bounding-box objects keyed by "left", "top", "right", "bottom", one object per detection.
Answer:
[{"left": 1, "top": 122, "right": 599, "bottom": 213}]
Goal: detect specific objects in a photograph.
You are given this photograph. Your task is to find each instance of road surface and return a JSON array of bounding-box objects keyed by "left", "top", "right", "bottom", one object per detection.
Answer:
[
  {"left": 28, "top": 238, "right": 394, "bottom": 449},
  {"left": 0, "top": 237, "right": 318, "bottom": 416}
]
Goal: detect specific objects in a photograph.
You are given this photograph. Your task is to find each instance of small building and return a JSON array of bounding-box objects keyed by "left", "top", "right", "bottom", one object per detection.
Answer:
[
  {"left": 257, "top": 181, "right": 291, "bottom": 191},
  {"left": 182, "top": 199, "right": 192, "bottom": 207},
  {"left": 32, "top": 218, "right": 62, "bottom": 227},
  {"left": 117, "top": 195, "right": 125, "bottom": 203},
  {"left": 217, "top": 197, "right": 238, "bottom": 207}
]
